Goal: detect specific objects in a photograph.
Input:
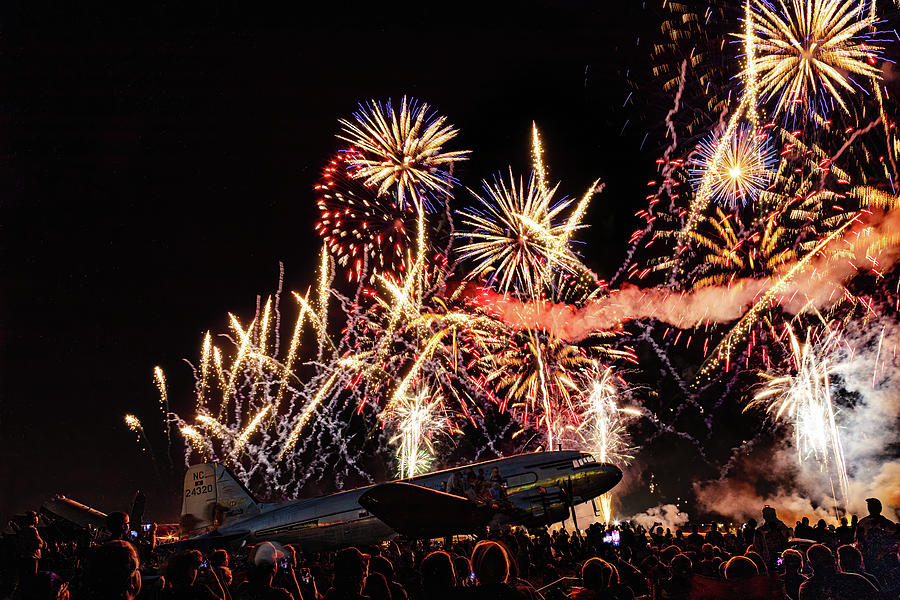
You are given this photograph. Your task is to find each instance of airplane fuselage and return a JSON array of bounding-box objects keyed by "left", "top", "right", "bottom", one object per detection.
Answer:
[{"left": 207, "top": 450, "right": 621, "bottom": 551}]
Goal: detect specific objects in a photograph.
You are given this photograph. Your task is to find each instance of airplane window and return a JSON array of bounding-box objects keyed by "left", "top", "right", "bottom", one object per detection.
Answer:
[{"left": 505, "top": 472, "right": 537, "bottom": 488}]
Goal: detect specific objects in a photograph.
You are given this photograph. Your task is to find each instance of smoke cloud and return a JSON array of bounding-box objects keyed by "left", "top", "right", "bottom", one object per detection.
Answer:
[
  {"left": 629, "top": 503, "right": 689, "bottom": 533},
  {"left": 475, "top": 207, "right": 900, "bottom": 341},
  {"left": 694, "top": 315, "right": 900, "bottom": 523}
]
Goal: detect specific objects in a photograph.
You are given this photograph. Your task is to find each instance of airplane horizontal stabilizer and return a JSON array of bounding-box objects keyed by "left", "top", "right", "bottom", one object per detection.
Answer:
[{"left": 358, "top": 482, "right": 496, "bottom": 538}]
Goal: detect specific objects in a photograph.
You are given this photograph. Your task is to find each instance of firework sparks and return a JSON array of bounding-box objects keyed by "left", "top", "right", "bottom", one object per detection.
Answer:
[
  {"left": 748, "top": 323, "right": 850, "bottom": 509},
  {"left": 566, "top": 368, "right": 639, "bottom": 522},
  {"left": 456, "top": 170, "right": 586, "bottom": 298},
  {"left": 124, "top": 413, "right": 143, "bottom": 438},
  {"left": 164, "top": 262, "right": 387, "bottom": 497},
  {"left": 338, "top": 97, "right": 469, "bottom": 211},
  {"left": 531, "top": 121, "right": 550, "bottom": 196},
  {"left": 138, "top": 17, "right": 900, "bottom": 519},
  {"left": 690, "top": 124, "right": 776, "bottom": 208},
  {"left": 315, "top": 150, "right": 419, "bottom": 283},
  {"left": 747, "top": 0, "right": 883, "bottom": 117},
  {"left": 573, "top": 369, "right": 638, "bottom": 465},
  {"left": 485, "top": 329, "right": 596, "bottom": 448},
  {"left": 383, "top": 387, "right": 445, "bottom": 479}
]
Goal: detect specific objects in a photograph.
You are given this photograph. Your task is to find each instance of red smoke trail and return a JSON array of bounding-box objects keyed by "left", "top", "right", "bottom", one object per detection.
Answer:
[{"left": 470, "top": 207, "right": 900, "bottom": 341}]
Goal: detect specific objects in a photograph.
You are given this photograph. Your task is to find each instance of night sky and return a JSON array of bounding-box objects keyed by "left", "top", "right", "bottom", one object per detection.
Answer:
[{"left": 3, "top": 2, "right": 667, "bottom": 522}]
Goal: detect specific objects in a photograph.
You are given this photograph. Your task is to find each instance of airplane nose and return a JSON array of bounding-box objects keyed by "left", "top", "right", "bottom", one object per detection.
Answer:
[
  {"left": 577, "top": 462, "right": 623, "bottom": 500},
  {"left": 603, "top": 463, "right": 623, "bottom": 487}
]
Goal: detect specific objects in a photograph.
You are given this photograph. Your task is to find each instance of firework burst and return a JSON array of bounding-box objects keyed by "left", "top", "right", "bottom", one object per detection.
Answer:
[
  {"left": 484, "top": 329, "right": 597, "bottom": 448},
  {"left": 690, "top": 124, "right": 777, "bottom": 209},
  {"left": 456, "top": 170, "right": 586, "bottom": 298},
  {"left": 747, "top": 0, "right": 883, "bottom": 118},
  {"left": 315, "top": 150, "right": 418, "bottom": 283},
  {"left": 338, "top": 97, "right": 469, "bottom": 212}
]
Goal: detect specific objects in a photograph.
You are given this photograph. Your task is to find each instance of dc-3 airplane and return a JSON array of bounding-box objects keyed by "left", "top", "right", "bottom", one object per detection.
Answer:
[{"left": 179, "top": 450, "right": 622, "bottom": 551}]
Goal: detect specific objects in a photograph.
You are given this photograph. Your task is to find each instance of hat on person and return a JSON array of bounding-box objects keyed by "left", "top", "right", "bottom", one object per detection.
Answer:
[{"left": 250, "top": 541, "right": 285, "bottom": 566}]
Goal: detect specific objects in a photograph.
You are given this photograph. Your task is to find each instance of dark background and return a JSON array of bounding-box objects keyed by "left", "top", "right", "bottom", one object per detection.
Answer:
[{"left": 2, "top": 2, "right": 664, "bottom": 522}]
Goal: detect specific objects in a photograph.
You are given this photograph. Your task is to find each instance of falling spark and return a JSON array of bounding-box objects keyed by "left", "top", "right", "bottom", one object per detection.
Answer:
[
  {"left": 532, "top": 121, "right": 549, "bottom": 196},
  {"left": 153, "top": 366, "right": 173, "bottom": 463}
]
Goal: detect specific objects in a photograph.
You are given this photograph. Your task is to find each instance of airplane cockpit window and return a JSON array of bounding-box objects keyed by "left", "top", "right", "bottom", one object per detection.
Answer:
[{"left": 572, "top": 455, "right": 597, "bottom": 469}]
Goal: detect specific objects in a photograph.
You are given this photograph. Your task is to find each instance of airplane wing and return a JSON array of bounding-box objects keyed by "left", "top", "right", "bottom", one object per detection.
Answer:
[{"left": 358, "top": 482, "right": 497, "bottom": 538}]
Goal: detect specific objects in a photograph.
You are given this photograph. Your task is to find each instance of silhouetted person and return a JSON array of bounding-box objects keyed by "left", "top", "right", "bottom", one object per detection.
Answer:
[
  {"left": 705, "top": 524, "right": 724, "bottom": 548},
  {"left": 15, "top": 512, "right": 43, "bottom": 582},
  {"left": 210, "top": 549, "right": 233, "bottom": 589},
  {"left": 469, "top": 540, "right": 522, "bottom": 600},
  {"left": 812, "top": 519, "right": 833, "bottom": 546},
  {"left": 659, "top": 553, "right": 691, "bottom": 600},
  {"left": 369, "top": 556, "right": 405, "bottom": 600},
  {"left": 686, "top": 524, "right": 703, "bottom": 549},
  {"left": 835, "top": 517, "right": 853, "bottom": 546},
  {"left": 420, "top": 551, "right": 455, "bottom": 600},
  {"left": 793, "top": 517, "right": 813, "bottom": 540},
  {"left": 363, "top": 572, "right": 391, "bottom": 600},
  {"left": 394, "top": 551, "right": 420, "bottom": 600},
  {"left": 856, "top": 497, "right": 896, "bottom": 577},
  {"left": 778, "top": 549, "right": 806, "bottom": 600},
  {"left": 161, "top": 550, "right": 222, "bottom": 600},
  {"left": 798, "top": 544, "right": 877, "bottom": 600},
  {"left": 742, "top": 518, "right": 757, "bottom": 548},
  {"left": 453, "top": 556, "right": 473, "bottom": 587},
  {"left": 724, "top": 556, "right": 758, "bottom": 580},
  {"left": 752, "top": 506, "right": 790, "bottom": 568},
  {"left": 691, "top": 556, "right": 782, "bottom": 600},
  {"left": 696, "top": 544, "right": 721, "bottom": 578},
  {"left": 324, "top": 547, "right": 368, "bottom": 600},
  {"left": 744, "top": 551, "right": 767, "bottom": 575},
  {"left": 14, "top": 569, "right": 69, "bottom": 600},
  {"left": 570, "top": 557, "right": 633, "bottom": 600},
  {"left": 235, "top": 543, "right": 295, "bottom": 600},
  {"left": 274, "top": 545, "right": 304, "bottom": 600},
  {"left": 105, "top": 512, "right": 131, "bottom": 542},
  {"left": 836, "top": 544, "right": 880, "bottom": 590},
  {"left": 81, "top": 541, "right": 141, "bottom": 600}
]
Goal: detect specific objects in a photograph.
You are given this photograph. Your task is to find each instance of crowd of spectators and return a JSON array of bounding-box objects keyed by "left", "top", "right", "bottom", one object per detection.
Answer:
[{"left": 2, "top": 496, "right": 898, "bottom": 600}]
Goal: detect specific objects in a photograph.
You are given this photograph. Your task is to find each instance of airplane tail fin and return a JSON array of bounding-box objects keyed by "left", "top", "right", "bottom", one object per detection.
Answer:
[{"left": 180, "top": 463, "right": 260, "bottom": 536}]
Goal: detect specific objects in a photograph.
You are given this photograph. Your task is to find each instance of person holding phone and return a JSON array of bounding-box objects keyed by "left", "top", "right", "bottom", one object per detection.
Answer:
[
  {"left": 234, "top": 542, "right": 295, "bottom": 600},
  {"left": 210, "top": 549, "right": 233, "bottom": 589},
  {"left": 274, "top": 545, "right": 304, "bottom": 600},
  {"left": 159, "top": 550, "right": 223, "bottom": 600}
]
